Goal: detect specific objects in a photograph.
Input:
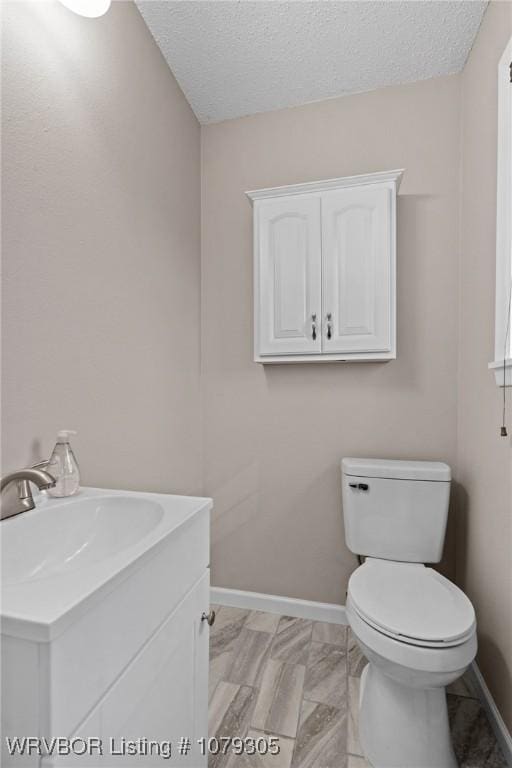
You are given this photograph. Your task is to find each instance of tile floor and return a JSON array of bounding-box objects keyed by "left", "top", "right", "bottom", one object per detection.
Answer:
[{"left": 208, "top": 606, "right": 507, "bottom": 768}]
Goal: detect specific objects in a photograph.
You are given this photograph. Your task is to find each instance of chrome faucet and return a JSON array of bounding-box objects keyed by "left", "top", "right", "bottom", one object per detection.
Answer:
[{"left": 1, "top": 468, "right": 56, "bottom": 521}]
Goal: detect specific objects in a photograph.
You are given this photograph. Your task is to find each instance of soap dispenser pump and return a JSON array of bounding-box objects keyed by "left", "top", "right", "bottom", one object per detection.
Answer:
[{"left": 47, "top": 430, "right": 80, "bottom": 498}]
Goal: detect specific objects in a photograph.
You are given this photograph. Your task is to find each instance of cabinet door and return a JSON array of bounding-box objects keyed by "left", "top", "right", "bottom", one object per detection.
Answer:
[
  {"left": 49, "top": 573, "right": 210, "bottom": 767},
  {"left": 256, "top": 195, "right": 322, "bottom": 356},
  {"left": 321, "top": 184, "right": 394, "bottom": 354}
]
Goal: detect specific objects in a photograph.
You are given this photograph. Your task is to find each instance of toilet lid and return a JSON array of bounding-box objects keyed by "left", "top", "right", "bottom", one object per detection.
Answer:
[{"left": 348, "top": 560, "right": 476, "bottom": 646}]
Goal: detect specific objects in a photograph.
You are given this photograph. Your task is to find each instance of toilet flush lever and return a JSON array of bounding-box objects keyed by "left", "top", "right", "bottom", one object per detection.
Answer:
[{"left": 349, "top": 483, "right": 369, "bottom": 491}]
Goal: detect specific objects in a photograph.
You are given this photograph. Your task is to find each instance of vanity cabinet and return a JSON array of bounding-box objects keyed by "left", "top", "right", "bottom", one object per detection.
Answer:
[
  {"left": 247, "top": 169, "right": 403, "bottom": 363},
  {"left": 0, "top": 489, "right": 212, "bottom": 768}
]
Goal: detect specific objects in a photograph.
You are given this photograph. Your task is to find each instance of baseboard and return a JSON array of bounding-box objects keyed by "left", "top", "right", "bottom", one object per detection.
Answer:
[
  {"left": 210, "top": 586, "right": 347, "bottom": 625},
  {"left": 468, "top": 662, "right": 512, "bottom": 767}
]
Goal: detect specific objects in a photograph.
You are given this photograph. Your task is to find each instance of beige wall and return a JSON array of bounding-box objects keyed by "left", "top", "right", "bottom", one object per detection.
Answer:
[
  {"left": 201, "top": 75, "right": 462, "bottom": 603},
  {"left": 1, "top": 1, "right": 202, "bottom": 494},
  {"left": 457, "top": 1, "right": 512, "bottom": 731}
]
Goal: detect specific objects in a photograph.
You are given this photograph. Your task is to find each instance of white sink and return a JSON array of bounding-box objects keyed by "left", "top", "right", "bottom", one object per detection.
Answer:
[
  {"left": 2, "top": 495, "right": 165, "bottom": 585},
  {"left": 0, "top": 487, "right": 212, "bottom": 641}
]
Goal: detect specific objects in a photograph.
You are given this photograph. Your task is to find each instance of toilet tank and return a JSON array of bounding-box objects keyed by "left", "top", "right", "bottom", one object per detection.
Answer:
[{"left": 341, "top": 458, "right": 451, "bottom": 563}]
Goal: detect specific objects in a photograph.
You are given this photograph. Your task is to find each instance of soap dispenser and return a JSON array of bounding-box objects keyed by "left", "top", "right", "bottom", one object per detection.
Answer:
[{"left": 47, "top": 430, "right": 80, "bottom": 497}]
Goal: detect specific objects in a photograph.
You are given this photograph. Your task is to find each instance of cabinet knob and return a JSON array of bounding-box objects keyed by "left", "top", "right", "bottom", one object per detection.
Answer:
[{"left": 201, "top": 609, "right": 216, "bottom": 626}]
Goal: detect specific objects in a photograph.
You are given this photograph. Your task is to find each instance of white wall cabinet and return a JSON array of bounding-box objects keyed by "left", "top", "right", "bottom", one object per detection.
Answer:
[{"left": 247, "top": 170, "right": 403, "bottom": 363}]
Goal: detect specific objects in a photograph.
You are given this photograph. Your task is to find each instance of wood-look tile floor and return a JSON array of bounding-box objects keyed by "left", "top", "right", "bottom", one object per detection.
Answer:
[{"left": 209, "top": 606, "right": 507, "bottom": 768}]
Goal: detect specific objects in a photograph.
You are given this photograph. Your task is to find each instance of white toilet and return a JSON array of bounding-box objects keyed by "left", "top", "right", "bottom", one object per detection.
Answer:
[{"left": 342, "top": 458, "right": 477, "bottom": 768}]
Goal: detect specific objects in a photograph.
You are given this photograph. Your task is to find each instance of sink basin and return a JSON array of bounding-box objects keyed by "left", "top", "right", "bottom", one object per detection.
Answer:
[
  {"left": 0, "top": 487, "right": 212, "bottom": 642},
  {"left": 2, "top": 496, "right": 164, "bottom": 585}
]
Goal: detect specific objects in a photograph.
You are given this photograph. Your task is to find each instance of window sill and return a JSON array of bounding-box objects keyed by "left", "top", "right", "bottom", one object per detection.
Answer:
[{"left": 489, "top": 359, "right": 512, "bottom": 387}]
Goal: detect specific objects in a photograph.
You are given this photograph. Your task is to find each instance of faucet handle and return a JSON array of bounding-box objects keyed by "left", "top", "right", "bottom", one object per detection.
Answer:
[{"left": 32, "top": 459, "right": 49, "bottom": 470}]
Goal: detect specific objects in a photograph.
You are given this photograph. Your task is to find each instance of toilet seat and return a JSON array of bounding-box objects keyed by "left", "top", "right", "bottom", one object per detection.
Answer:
[{"left": 348, "top": 559, "right": 476, "bottom": 648}]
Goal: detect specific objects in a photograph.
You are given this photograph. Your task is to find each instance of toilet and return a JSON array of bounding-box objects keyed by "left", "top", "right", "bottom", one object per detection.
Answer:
[{"left": 342, "top": 458, "right": 477, "bottom": 768}]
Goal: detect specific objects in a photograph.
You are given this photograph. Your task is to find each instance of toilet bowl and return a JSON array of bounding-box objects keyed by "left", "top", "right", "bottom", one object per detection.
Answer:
[{"left": 347, "top": 558, "right": 477, "bottom": 768}]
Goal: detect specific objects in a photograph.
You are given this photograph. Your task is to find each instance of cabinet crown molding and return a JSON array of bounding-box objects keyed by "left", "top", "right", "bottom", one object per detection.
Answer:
[{"left": 246, "top": 168, "right": 404, "bottom": 204}]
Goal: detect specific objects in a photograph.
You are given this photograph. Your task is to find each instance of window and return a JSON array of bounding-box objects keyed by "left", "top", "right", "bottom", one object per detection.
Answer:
[{"left": 490, "top": 36, "right": 512, "bottom": 387}]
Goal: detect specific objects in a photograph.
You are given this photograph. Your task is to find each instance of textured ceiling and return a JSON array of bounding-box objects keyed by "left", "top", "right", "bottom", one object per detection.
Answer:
[{"left": 136, "top": 1, "right": 487, "bottom": 125}]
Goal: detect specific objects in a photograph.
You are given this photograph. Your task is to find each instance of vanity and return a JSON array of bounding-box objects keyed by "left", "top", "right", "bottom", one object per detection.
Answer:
[{"left": 0, "top": 488, "right": 212, "bottom": 767}]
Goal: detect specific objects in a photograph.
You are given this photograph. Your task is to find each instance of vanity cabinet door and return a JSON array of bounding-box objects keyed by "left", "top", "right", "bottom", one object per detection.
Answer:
[
  {"left": 321, "top": 183, "right": 394, "bottom": 354},
  {"left": 50, "top": 572, "right": 210, "bottom": 767},
  {"left": 255, "top": 195, "right": 322, "bottom": 356}
]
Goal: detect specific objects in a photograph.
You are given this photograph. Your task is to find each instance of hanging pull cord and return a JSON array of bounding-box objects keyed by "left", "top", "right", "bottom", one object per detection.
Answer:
[{"left": 501, "top": 281, "right": 511, "bottom": 437}]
